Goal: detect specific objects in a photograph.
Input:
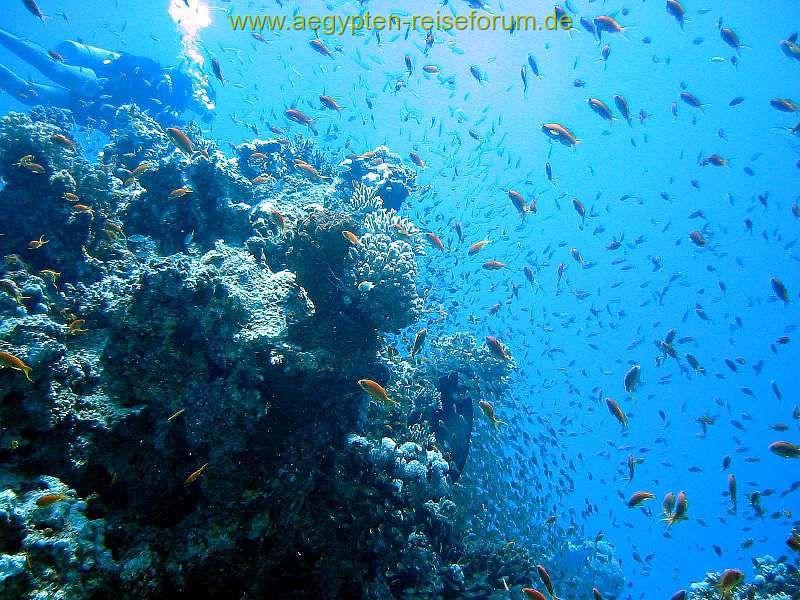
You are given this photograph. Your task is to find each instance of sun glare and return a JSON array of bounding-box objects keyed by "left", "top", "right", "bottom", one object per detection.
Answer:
[{"left": 168, "top": 0, "right": 212, "bottom": 66}]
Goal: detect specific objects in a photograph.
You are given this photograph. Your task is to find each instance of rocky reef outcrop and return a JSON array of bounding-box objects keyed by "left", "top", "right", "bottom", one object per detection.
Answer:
[
  {"left": 687, "top": 555, "right": 800, "bottom": 599},
  {"left": 0, "top": 106, "right": 621, "bottom": 599}
]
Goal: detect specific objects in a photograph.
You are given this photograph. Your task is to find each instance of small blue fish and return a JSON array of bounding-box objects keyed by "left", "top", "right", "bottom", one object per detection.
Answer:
[{"left": 469, "top": 65, "right": 488, "bottom": 83}]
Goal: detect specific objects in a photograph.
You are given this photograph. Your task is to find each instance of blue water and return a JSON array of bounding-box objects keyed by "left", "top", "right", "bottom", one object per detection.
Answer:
[{"left": 2, "top": 0, "right": 799, "bottom": 597}]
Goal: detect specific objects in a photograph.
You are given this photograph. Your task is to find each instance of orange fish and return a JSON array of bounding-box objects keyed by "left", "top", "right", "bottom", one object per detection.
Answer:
[
  {"left": 482, "top": 260, "right": 506, "bottom": 270},
  {"left": 627, "top": 490, "right": 656, "bottom": 508},
  {"left": 595, "top": 15, "right": 626, "bottom": 33},
  {"left": 715, "top": 569, "right": 744, "bottom": 599},
  {"left": 536, "top": 565, "right": 556, "bottom": 598},
  {"left": 270, "top": 207, "right": 286, "bottom": 232},
  {"left": 166, "top": 127, "right": 194, "bottom": 155},
  {"left": 0, "top": 351, "right": 33, "bottom": 382},
  {"left": 541, "top": 122, "right": 580, "bottom": 146},
  {"left": 27, "top": 235, "right": 48, "bottom": 249},
  {"left": 184, "top": 463, "right": 209, "bottom": 486},
  {"left": 479, "top": 400, "right": 504, "bottom": 430},
  {"left": 606, "top": 398, "right": 628, "bottom": 429},
  {"left": 392, "top": 223, "right": 413, "bottom": 238},
  {"left": 169, "top": 187, "right": 193, "bottom": 198},
  {"left": 665, "top": 490, "right": 689, "bottom": 526},
  {"left": 72, "top": 204, "right": 94, "bottom": 216},
  {"left": 320, "top": 95, "right": 343, "bottom": 111},
  {"left": 68, "top": 319, "right": 88, "bottom": 335},
  {"left": 485, "top": 335, "right": 511, "bottom": 361},
  {"left": 769, "top": 441, "right": 800, "bottom": 458},
  {"left": 342, "top": 230, "right": 360, "bottom": 245},
  {"left": 521, "top": 588, "right": 547, "bottom": 600},
  {"left": 358, "top": 379, "right": 396, "bottom": 406},
  {"left": 132, "top": 161, "right": 152, "bottom": 176},
  {"left": 588, "top": 97, "right": 614, "bottom": 121},
  {"left": 701, "top": 154, "right": 728, "bottom": 167},
  {"left": 295, "top": 162, "right": 331, "bottom": 182},
  {"left": 425, "top": 232, "right": 445, "bottom": 252},
  {"left": 35, "top": 493, "right": 67, "bottom": 507},
  {"left": 468, "top": 239, "right": 491, "bottom": 255},
  {"left": 50, "top": 133, "right": 75, "bottom": 149},
  {"left": 285, "top": 109, "right": 316, "bottom": 132},
  {"left": 689, "top": 230, "right": 707, "bottom": 247}
]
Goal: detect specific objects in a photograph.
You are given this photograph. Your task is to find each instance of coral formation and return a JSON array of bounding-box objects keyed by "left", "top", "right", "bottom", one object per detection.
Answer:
[
  {"left": 0, "top": 475, "right": 116, "bottom": 599},
  {"left": 688, "top": 555, "right": 800, "bottom": 599},
  {"left": 337, "top": 146, "right": 418, "bottom": 211},
  {"left": 0, "top": 108, "right": 622, "bottom": 599}
]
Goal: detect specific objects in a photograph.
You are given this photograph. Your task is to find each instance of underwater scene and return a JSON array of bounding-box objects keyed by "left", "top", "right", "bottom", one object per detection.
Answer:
[{"left": 0, "top": 0, "right": 798, "bottom": 598}]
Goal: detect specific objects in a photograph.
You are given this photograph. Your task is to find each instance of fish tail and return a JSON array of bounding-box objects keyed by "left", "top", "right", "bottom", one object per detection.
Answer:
[
  {"left": 493, "top": 418, "right": 505, "bottom": 430},
  {"left": 22, "top": 366, "right": 33, "bottom": 382}
]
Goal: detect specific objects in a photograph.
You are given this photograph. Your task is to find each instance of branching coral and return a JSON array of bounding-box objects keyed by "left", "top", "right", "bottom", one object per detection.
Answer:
[
  {"left": 363, "top": 207, "right": 426, "bottom": 255},
  {"left": 348, "top": 181, "right": 383, "bottom": 213}
]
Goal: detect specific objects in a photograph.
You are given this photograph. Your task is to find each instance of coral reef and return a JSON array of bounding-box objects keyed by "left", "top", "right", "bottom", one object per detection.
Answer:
[
  {"left": 0, "top": 107, "right": 622, "bottom": 599},
  {"left": 688, "top": 556, "right": 800, "bottom": 599},
  {"left": 0, "top": 476, "right": 117, "bottom": 600},
  {"left": 337, "top": 146, "right": 418, "bottom": 211}
]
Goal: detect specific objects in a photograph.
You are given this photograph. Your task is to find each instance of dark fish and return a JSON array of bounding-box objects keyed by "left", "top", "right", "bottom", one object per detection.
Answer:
[
  {"left": 309, "top": 38, "right": 334, "bottom": 58},
  {"left": 22, "top": 0, "right": 46, "bottom": 20},
  {"left": 680, "top": 91, "right": 704, "bottom": 109},
  {"left": 624, "top": 364, "right": 641, "bottom": 395},
  {"left": 469, "top": 65, "right": 487, "bottom": 83},
  {"left": 588, "top": 98, "right": 614, "bottom": 121},
  {"left": 527, "top": 54, "right": 541, "bottom": 77},
  {"left": 211, "top": 58, "right": 225, "bottom": 85},
  {"left": 666, "top": 0, "right": 686, "bottom": 29},
  {"left": 772, "top": 277, "right": 790, "bottom": 303},
  {"left": 720, "top": 27, "right": 743, "bottom": 52},
  {"left": 613, "top": 95, "right": 631, "bottom": 124},
  {"left": 580, "top": 17, "right": 597, "bottom": 37}
]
